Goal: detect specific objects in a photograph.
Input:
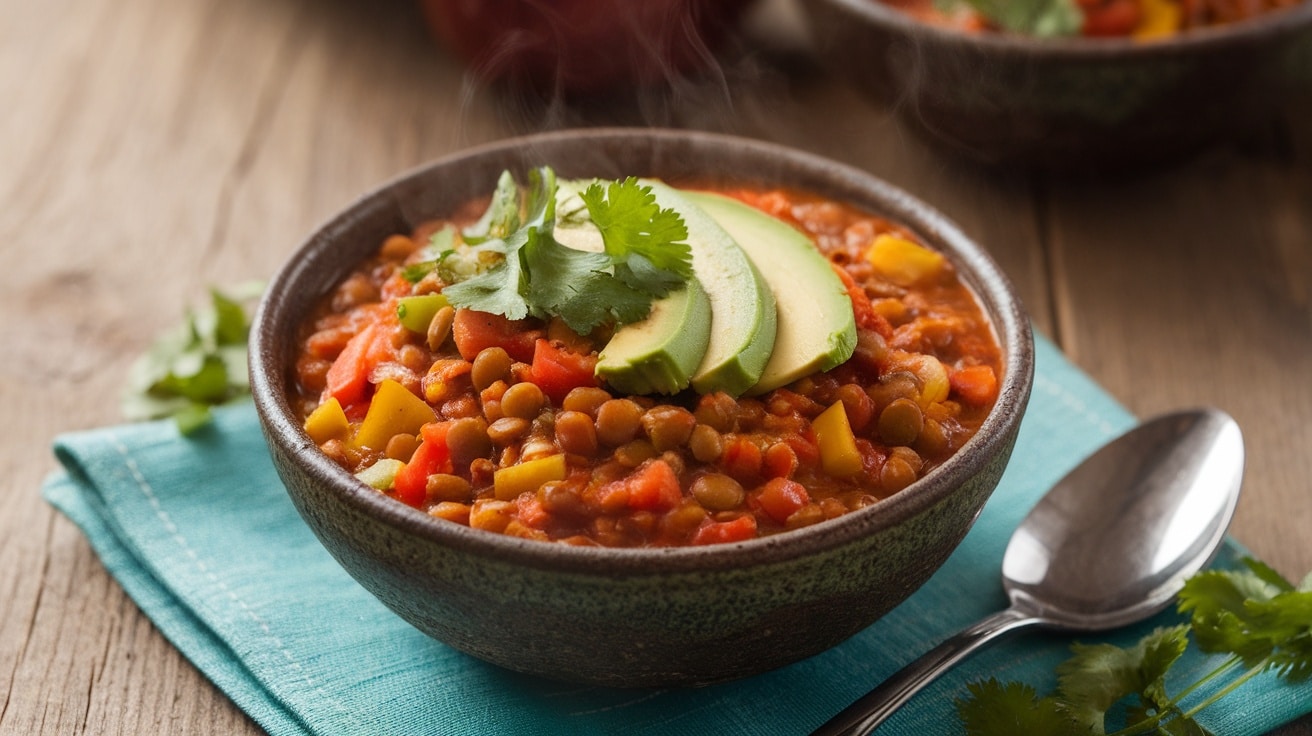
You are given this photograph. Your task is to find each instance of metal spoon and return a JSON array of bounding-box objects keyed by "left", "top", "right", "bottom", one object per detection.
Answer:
[{"left": 812, "top": 408, "right": 1245, "bottom": 736}]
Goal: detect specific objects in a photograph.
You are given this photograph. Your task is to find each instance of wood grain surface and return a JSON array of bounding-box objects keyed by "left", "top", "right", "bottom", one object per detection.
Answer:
[{"left": 3, "top": 0, "right": 1309, "bottom": 733}]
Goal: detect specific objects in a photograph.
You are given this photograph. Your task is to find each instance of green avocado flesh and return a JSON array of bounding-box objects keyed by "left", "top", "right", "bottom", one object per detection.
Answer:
[
  {"left": 595, "top": 280, "right": 712, "bottom": 395},
  {"left": 683, "top": 191, "right": 857, "bottom": 395},
  {"left": 642, "top": 181, "right": 777, "bottom": 397}
]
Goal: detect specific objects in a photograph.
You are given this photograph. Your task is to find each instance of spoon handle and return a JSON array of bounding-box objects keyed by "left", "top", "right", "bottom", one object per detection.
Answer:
[{"left": 810, "top": 606, "right": 1039, "bottom": 736}]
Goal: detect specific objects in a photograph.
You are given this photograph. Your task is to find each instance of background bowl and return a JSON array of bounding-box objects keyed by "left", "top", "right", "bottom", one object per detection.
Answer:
[
  {"left": 803, "top": 0, "right": 1312, "bottom": 171},
  {"left": 249, "top": 128, "right": 1034, "bottom": 687},
  {"left": 418, "top": 0, "right": 756, "bottom": 95}
]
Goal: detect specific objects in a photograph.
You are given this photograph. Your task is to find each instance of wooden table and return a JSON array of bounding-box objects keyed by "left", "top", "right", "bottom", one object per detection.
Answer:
[{"left": 4, "top": 0, "right": 1309, "bottom": 732}]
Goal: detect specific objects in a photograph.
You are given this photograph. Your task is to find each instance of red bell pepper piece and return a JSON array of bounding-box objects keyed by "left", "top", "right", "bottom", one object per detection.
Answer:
[
  {"left": 393, "top": 421, "right": 453, "bottom": 507},
  {"left": 451, "top": 309, "right": 543, "bottom": 363}
]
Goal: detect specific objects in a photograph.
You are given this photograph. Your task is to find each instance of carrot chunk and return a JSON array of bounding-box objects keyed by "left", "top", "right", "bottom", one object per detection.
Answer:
[
  {"left": 752, "top": 478, "right": 811, "bottom": 525},
  {"left": 950, "top": 365, "right": 999, "bottom": 406}
]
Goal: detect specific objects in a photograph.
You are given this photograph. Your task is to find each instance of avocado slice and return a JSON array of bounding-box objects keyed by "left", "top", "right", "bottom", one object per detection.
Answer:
[
  {"left": 595, "top": 280, "right": 712, "bottom": 395},
  {"left": 556, "top": 179, "right": 775, "bottom": 396},
  {"left": 642, "top": 181, "right": 777, "bottom": 397},
  {"left": 683, "top": 191, "right": 857, "bottom": 395}
]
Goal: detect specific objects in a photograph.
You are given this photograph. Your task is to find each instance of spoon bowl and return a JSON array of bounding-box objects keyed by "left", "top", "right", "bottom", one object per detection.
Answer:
[{"left": 813, "top": 408, "right": 1244, "bottom": 735}]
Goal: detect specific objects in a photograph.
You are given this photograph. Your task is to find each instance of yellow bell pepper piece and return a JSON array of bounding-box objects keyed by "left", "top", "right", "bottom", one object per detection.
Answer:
[
  {"left": 813, "top": 401, "right": 863, "bottom": 478},
  {"left": 1134, "top": 0, "right": 1183, "bottom": 40},
  {"left": 353, "top": 379, "right": 437, "bottom": 451},
  {"left": 303, "top": 397, "right": 350, "bottom": 444},
  {"left": 866, "top": 234, "right": 946, "bottom": 286},
  {"left": 494, "top": 454, "right": 567, "bottom": 501}
]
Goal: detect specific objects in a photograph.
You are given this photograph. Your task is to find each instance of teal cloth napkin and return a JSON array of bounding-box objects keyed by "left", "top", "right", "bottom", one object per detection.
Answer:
[{"left": 43, "top": 336, "right": 1312, "bottom": 736}]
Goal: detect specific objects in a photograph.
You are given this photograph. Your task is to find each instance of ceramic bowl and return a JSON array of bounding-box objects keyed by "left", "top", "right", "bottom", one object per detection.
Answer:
[
  {"left": 803, "top": 0, "right": 1312, "bottom": 171},
  {"left": 248, "top": 128, "right": 1034, "bottom": 687}
]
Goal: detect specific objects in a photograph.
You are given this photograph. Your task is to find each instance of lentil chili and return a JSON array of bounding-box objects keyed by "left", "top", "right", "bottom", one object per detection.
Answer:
[
  {"left": 291, "top": 184, "right": 1003, "bottom": 547},
  {"left": 882, "top": 0, "right": 1305, "bottom": 39}
]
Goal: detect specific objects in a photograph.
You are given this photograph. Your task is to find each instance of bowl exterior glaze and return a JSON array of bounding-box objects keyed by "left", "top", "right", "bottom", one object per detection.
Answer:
[
  {"left": 805, "top": 0, "right": 1312, "bottom": 170},
  {"left": 250, "top": 129, "right": 1034, "bottom": 687}
]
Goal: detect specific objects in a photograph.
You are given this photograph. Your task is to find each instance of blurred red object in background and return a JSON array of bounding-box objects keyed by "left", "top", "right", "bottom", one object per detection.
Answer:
[{"left": 419, "top": 0, "right": 755, "bottom": 95}]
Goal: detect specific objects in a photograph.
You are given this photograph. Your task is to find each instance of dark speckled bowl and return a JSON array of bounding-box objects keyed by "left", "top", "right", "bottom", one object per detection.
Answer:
[
  {"left": 804, "top": 0, "right": 1312, "bottom": 171},
  {"left": 248, "top": 129, "right": 1034, "bottom": 687}
]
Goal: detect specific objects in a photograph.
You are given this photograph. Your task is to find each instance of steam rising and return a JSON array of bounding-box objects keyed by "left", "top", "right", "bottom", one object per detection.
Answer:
[{"left": 444, "top": 0, "right": 818, "bottom": 143}]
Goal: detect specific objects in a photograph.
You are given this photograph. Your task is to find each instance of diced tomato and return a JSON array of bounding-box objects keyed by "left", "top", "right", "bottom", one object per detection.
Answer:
[
  {"left": 530, "top": 339, "right": 598, "bottom": 405},
  {"left": 625, "top": 459, "right": 682, "bottom": 512},
  {"left": 323, "top": 322, "right": 391, "bottom": 409},
  {"left": 950, "top": 364, "right": 999, "bottom": 406},
  {"left": 691, "top": 515, "right": 757, "bottom": 545},
  {"left": 393, "top": 422, "right": 453, "bottom": 507},
  {"left": 763, "top": 442, "right": 799, "bottom": 479},
  {"left": 516, "top": 493, "right": 551, "bottom": 529},
  {"left": 594, "top": 482, "right": 631, "bottom": 514},
  {"left": 721, "top": 436, "right": 763, "bottom": 484},
  {"left": 857, "top": 438, "right": 886, "bottom": 478},
  {"left": 784, "top": 430, "right": 821, "bottom": 469},
  {"left": 451, "top": 309, "right": 544, "bottom": 363},
  {"left": 751, "top": 477, "right": 810, "bottom": 524}
]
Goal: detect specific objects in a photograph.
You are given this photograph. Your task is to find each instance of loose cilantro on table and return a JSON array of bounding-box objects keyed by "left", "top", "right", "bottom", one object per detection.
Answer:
[
  {"left": 956, "top": 559, "right": 1312, "bottom": 736},
  {"left": 937, "top": 0, "right": 1084, "bottom": 36},
  {"left": 121, "top": 282, "right": 263, "bottom": 434},
  {"left": 420, "top": 167, "right": 694, "bottom": 336}
]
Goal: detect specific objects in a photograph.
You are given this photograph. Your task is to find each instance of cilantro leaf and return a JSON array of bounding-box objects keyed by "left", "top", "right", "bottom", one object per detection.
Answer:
[
  {"left": 1056, "top": 625, "right": 1190, "bottom": 732},
  {"left": 1179, "top": 567, "right": 1288, "bottom": 666},
  {"left": 462, "top": 170, "right": 521, "bottom": 244},
  {"left": 401, "top": 227, "right": 455, "bottom": 284},
  {"left": 122, "top": 283, "right": 263, "bottom": 434},
  {"left": 439, "top": 236, "right": 531, "bottom": 320},
  {"left": 437, "top": 168, "right": 694, "bottom": 335},
  {"left": 520, "top": 228, "right": 650, "bottom": 333},
  {"left": 955, "top": 679, "right": 1085, "bottom": 736},
  {"left": 957, "top": 559, "right": 1312, "bottom": 736},
  {"left": 578, "top": 177, "right": 693, "bottom": 292},
  {"left": 1244, "top": 557, "right": 1298, "bottom": 594}
]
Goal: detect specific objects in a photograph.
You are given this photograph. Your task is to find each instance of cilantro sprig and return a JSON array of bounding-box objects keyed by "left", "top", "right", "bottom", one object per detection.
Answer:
[
  {"left": 121, "top": 282, "right": 263, "bottom": 434},
  {"left": 956, "top": 559, "right": 1312, "bottom": 735},
  {"left": 421, "top": 167, "right": 694, "bottom": 335}
]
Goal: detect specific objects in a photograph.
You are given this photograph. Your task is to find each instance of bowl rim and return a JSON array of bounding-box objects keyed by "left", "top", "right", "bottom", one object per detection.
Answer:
[
  {"left": 249, "top": 127, "right": 1034, "bottom": 575},
  {"left": 815, "top": 0, "right": 1312, "bottom": 58}
]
